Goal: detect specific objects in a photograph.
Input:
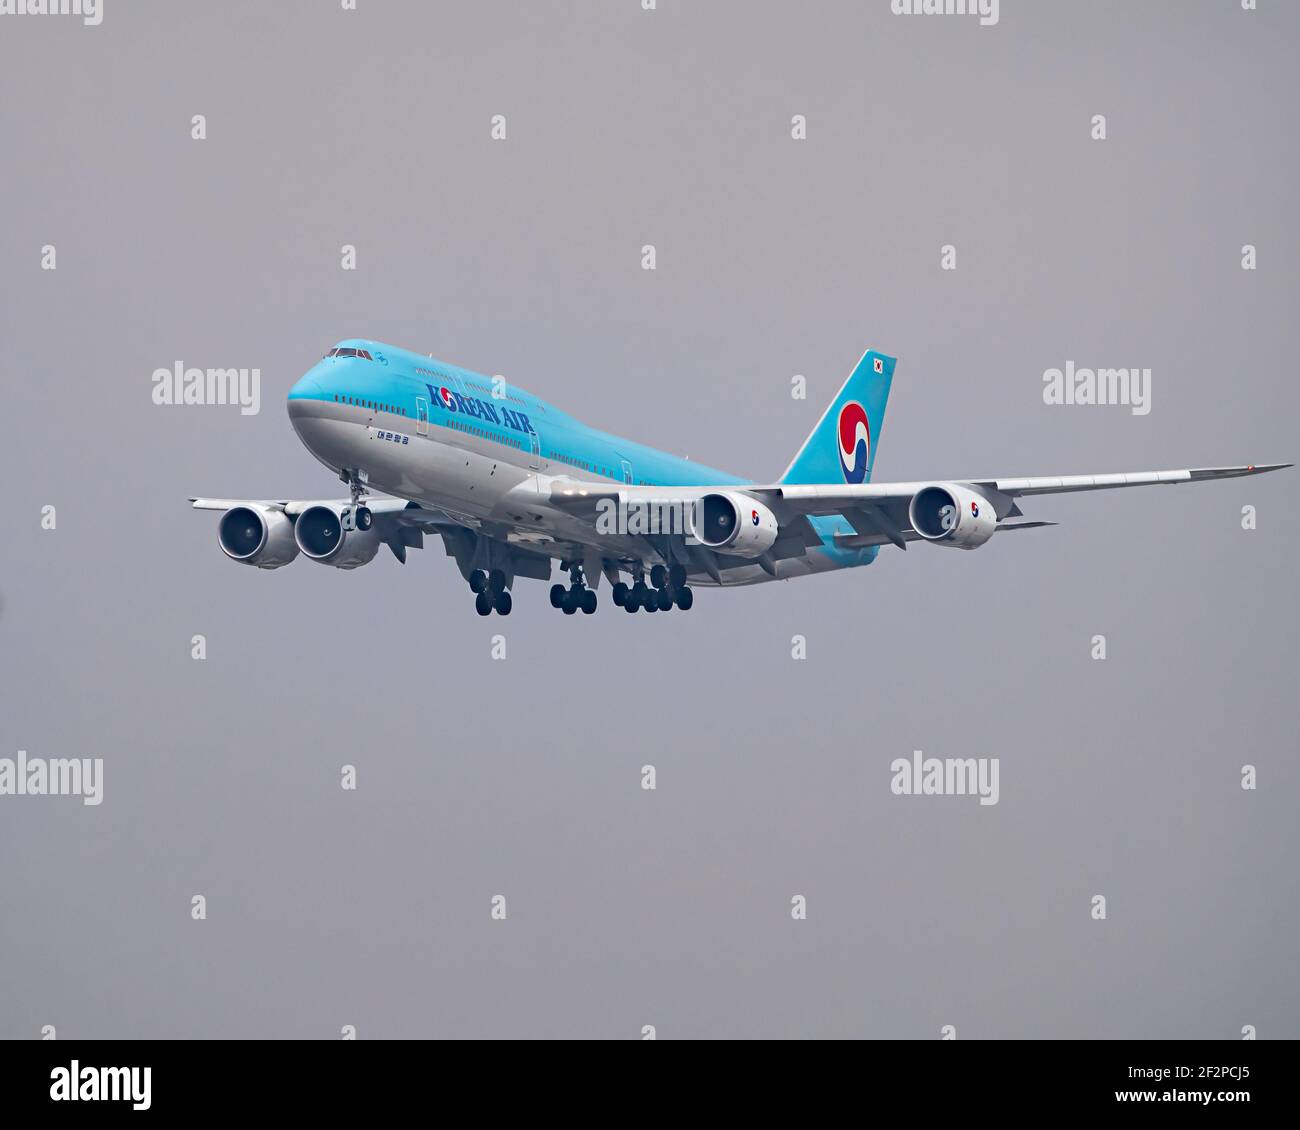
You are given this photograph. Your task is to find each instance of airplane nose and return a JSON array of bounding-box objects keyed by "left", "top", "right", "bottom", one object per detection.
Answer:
[
  {"left": 289, "top": 372, "right": 323, "bottom": 400},
  {"left": 287, "top": 370, "right": 335, "bottom": 464},
  {"left": 287, "top": 371, "right": 324, "bottom": 422}
]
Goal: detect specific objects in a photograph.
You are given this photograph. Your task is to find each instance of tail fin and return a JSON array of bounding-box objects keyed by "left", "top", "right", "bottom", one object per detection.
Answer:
[{"left": 779, "top": 348, "right": 895, "bottom": 485}]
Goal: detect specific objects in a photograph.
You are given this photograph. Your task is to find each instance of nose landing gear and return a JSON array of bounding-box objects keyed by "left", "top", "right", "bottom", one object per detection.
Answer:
[{"left": 339, "top": 467, "right": 373, "bottom": 531}]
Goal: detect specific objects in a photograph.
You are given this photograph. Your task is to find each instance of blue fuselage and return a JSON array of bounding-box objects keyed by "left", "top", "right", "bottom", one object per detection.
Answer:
[{"left": 286, "top": 339, "right": 870, "bottom": 580}]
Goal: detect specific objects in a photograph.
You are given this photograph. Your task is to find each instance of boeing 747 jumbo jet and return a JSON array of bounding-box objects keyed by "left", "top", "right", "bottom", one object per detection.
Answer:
[{"left": 192, "top": 341, "right": 1287, "bottom": 616}]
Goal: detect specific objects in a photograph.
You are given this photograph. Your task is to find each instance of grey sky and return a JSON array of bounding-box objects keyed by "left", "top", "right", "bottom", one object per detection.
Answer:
[{"left": 0, "top": 0, "right": 1296, "bottom": 1038}]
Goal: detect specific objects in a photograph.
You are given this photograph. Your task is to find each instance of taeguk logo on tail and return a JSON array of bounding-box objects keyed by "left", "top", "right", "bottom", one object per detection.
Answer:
[{"left": 837, "top": 400, "right": 871, "bottom": 484}]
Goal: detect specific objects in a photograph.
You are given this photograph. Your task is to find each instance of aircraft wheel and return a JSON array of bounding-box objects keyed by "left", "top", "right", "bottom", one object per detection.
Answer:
[
  {"left": 488, "top": 568, "right": 507, "bottom": 594},
  {"left": 650, "top": 564, "right": 668, "bottom": 589},
  {"left": 494, "top": 590, "right": 513, "bottom": 615},
  {"left": 474, "top": 591, "right": 493, "bottom": 616},
  {"left": 624, "top": 596, "right": 639, "bottom": 613},
  {"left": 655, "top": 587, "right": 673, "bottom": 611},
  {"left": 643, "top": 596, "right": 658, "bottom": 613},
  {"left": 668, "top": 563, "right": 687, "bottom": 589},
  {"left": 562, "top": 591, "right": 579, "bottom": 615},
  {"left": 612, "top": 582, "right": 629, "bottom": 607},
  {"left": 581, "top": 590, "right": 598, "bottom": 615},
  {"left": 675, "top": 587, "right": 694, "bottom": 611},
  {"left": 469, "top": 569, "right": 488, "bottom": 594},
  {"left": 550, "top": 583, "right": 566, "bottom": 609}
]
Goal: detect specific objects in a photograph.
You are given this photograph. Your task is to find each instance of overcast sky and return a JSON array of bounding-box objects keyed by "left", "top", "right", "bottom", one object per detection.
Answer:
[{"left": 1, "top": 0, "right": 1295, "bottom": 1038}]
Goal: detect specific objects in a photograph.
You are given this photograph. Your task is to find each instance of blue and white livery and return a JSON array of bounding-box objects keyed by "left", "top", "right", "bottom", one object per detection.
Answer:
[{"left": 191, "top": 340, "right": 1287, "bottom": 617}]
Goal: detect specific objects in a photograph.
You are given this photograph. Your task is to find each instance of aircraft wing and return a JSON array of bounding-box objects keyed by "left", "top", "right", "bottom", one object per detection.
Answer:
[
  {"left": 189, "top": 495, "right": 459, "bottom": 563},
  {"left": 548, "top": 462, "right": 1288, "bottom": 554},
  {"left": 760, "top": 463, "right": 1290, "bottom": 510},
  {"left": 550, "top": 463, "right": 1287, "bottom": 511}
]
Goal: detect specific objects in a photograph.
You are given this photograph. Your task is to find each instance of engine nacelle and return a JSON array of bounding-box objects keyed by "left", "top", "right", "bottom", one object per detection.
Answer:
[
  {"left": 218, "top": 504, "right": 299, "bottom": 568},
  {"left": 687, "top": 492, "right": 779, "bottom": 558},
  {"left": 908, "top": 483, "right": 997, "bottom": 550},
  {"left": 294, "top": 504, "right": 381, "bottom": 569}
]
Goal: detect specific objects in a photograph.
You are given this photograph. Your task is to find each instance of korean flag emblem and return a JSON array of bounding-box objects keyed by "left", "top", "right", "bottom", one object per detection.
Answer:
[{"left": 873, "top": 357, "right": 884, "bottom": 374}]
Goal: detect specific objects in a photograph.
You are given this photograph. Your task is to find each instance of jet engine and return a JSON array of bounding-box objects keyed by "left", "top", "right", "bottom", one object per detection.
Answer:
[
  {"left": 294, "top": 503, "right": 381, "bottom": 569},
  {"left": 687, "top": 492, "right": 779, "bottom": 557},
  {"left": 217, "top": 504, "right": 299, "bottom": 568},
  {"left": 907, "top": 483, "right": 997, "bottom": 550}
]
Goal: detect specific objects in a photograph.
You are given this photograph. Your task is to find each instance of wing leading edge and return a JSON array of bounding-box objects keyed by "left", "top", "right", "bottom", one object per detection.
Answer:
[{"left": 757, "top": 463, "right": 1291, "bottom": 512}]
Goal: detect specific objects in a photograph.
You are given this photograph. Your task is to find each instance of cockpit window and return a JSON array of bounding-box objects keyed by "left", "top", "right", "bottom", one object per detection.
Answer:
[{"left": 325, "top": 347, "right": 376, "bottom": 360}]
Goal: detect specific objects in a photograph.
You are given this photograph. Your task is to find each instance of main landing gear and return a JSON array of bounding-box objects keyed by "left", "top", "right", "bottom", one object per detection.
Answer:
[
  {"left": 550, "top": 561, "right": 597, "bottom": 615},
  {"left": 469, "top": 568, "right": 512, "bottom": 616},
  {"left": 612, "top": 563, "right": 693, "bottom": 614}
]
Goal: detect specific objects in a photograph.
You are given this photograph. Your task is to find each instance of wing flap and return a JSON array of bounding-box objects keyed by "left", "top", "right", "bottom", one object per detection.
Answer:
[{"left": 833, "top": 519, "right": 1058, "bottom": 550}]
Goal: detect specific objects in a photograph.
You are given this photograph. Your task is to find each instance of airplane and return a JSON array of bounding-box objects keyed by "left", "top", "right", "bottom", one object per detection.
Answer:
[{"left": 192, "top": 340, "right": 1288, "bottom": 617}]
